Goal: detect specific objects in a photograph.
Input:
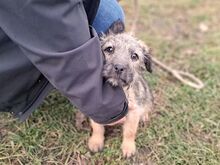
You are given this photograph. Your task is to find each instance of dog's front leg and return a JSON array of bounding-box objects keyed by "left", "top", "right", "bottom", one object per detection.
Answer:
[
  {"left": 88, "top": 119, "right": 105, "bottom": 152},
  {"left": 121, "top": 109, "right": 140, "bottom": 158}
]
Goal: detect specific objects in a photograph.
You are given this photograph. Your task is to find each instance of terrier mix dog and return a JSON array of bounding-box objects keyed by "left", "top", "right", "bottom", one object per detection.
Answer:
[{"left": 87, "top": 21, "right": 154, "bottom": 157}]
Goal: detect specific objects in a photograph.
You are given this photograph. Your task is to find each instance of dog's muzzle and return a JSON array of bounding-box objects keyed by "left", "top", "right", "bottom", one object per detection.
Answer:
[{"left": 103, "top": 63, "right": 133, "bottom": 87}]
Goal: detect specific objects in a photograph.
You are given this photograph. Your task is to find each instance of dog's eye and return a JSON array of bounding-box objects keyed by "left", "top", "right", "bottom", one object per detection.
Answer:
[
  {"left": 131, "top": 53, "right": 139, "bottom": 61},
  {"left": 104, "top": 46, "right": 114, "bottom": 54}
]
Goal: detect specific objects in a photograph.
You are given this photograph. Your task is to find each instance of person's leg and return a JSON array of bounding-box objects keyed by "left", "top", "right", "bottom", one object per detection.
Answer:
[{"left": 92, "top": 0, "right": 125, "bottom": 35}]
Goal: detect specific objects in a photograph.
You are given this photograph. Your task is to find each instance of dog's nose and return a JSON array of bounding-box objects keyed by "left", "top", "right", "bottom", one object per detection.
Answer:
[{"left": 114, "top": 64, "right": 125, "bottom": 74}]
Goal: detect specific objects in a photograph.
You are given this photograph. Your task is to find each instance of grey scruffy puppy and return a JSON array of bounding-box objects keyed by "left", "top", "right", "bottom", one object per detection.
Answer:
[{"left": 88, "top": 21, "right": 154, "bottom": 157}]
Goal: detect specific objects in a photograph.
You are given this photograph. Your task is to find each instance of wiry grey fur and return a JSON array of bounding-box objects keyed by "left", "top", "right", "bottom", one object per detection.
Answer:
[
  {"left": 101, "top": 33, "right": 153, "bottom": 106},
  {"left": 88, "top": 21, "right": 154, "bottom": 157}
]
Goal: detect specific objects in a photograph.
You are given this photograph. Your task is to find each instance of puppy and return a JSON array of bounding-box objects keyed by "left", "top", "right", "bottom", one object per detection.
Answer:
[{"left": 88, "top": 22, "right": 154, "bottom": 157}]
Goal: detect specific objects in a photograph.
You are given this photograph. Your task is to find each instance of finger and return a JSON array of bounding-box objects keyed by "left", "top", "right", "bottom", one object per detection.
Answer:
[{"left": 106, "top": 117, "right": 126, "bottom": 126}]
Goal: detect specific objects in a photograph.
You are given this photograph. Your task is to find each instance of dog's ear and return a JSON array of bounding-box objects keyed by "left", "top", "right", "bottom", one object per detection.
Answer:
[
  {"left": 138, "top": 40, "right": 152, "bottom": 73},
  {"left": 106, "top": 20, "right": 125, "bottom": 34},
  {"left": 143, "top": 47, "right": 153, "bottom": 73}
]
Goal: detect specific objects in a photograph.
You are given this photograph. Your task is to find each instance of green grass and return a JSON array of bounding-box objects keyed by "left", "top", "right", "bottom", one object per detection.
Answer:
[{"left": 1, "top": 0, "right": 220, "bottom": 164}]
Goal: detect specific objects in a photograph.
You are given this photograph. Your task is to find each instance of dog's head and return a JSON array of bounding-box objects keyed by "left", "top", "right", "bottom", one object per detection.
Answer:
[{"left": 101, "top": 33, "right": 152, "bottom": 87}]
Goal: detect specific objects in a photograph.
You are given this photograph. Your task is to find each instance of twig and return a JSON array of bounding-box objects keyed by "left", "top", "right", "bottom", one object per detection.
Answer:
[{"left": 130, "top": 0, "right": 204, "bottom": 89}]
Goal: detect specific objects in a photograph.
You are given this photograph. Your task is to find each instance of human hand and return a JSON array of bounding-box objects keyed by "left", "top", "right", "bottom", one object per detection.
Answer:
[{"left": 105, "top": 116, "right": 126, "bottom": 126}]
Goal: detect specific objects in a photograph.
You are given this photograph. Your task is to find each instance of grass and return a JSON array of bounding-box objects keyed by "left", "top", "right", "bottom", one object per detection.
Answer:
[{"left": 1, "top": 0, "right": 220, "bottom": 164}]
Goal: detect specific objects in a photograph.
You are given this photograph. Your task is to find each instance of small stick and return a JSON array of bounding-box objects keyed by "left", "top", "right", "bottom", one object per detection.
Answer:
[{"left": 131, "top": 0, "right": 204, "bottom": 89}]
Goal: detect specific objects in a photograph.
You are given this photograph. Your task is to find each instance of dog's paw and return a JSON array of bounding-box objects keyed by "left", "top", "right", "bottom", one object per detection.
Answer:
[
  {"left": 88, "top": 136, "right": 104, "bottom": 153},
  {"left": 121, "top": 141, "right": 136, "bottom": 158}
]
